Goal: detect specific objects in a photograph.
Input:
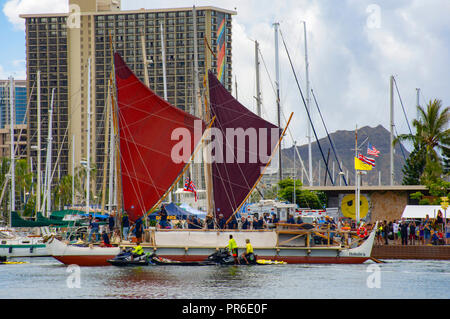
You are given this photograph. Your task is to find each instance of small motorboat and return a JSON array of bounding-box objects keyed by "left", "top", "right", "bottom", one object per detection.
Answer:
[
  {"left": 107, "top": 249, "right": 151, "bottom": 267},
  {"left": 205, "top": 248, "right": 286, "bottom": 265}
]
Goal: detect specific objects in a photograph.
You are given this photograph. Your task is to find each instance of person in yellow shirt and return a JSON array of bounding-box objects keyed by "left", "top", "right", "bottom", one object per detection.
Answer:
[
  {"left": 131, "top": 241, "right": 144, "bottom": 260},
  {"left": 228, "top": 235, "right": 239, "bottom": 265},
  {"left": 241, "top": 238, "right": 254, "bottom": 265}
]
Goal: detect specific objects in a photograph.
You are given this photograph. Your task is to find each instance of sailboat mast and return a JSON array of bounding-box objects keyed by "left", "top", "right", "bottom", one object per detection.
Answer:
[
  {"left": 72, "top": 134, "right": 75, "bottom": 207},
  {"left": 141, "top": 31, "right": 150, "bottom": 87},
  {"left": 193, "top": 6, "right": 199, "bottom": 117},
  {"left": 303, "top": 21, "right": 312, "bottom": 186},
  {"left": 100, "top": 76, "right": 111, "bottom": 213},
  {"left": 9, "top": 76, "right": 15, "bottom": 213},
  {"left": 108, "top": 90, "right": 115, "bottom": 213},
  {"left": 45, "top": 88, "right": 55, "bottom": 217},
  {"left": 160, "top": 21, "right": 172, "bottom": 203},
  {"left": 273, "top": 22, "right": 282, "bottom": 182},
  {"left": 86, "top": 58, "right": 91, "bottom": 215},
  {"left": 255, "top": 40, "right": 262, "bottom": 117},
  {"left": 37, "top": 70, "right": 41, "bottom": 214},
  {"left": 389, "top": 75, "right": 394, "bottom": 185}
]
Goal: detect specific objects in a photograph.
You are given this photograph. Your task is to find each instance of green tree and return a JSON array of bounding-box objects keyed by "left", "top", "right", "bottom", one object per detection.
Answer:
[
  {"left": 402, "top": 147, "right": 427, "bottom": 185},
  {"left": 74, "top": 163, "right": 97, "bottom": 206},
  {"left": 276, "top": 178, "right": 325, "bottom": 209},
  {"left": 15, "top": 159, "right": 32, "bottom": 211},
  {"left": 53, "top": 175, "right": 73, "bottom": 209},
  {"left": 395, "top": 99, "right": 450, "bottom": 183}
]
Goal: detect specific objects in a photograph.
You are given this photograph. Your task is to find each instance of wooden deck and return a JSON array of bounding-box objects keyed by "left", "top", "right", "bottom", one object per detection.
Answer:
[{"left": 372, "top": 244, "right": 450, "bottom": 260}]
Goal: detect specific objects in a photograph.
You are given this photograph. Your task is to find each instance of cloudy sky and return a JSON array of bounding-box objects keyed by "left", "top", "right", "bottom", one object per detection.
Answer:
[{"left": 1, "top": 0, "right": 449, "bottom": 151}]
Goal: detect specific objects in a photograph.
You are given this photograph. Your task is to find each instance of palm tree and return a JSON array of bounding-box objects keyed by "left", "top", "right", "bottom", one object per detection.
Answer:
[
  {"left": 15, "top": 159, "right": 32, "bottom": 211},
  {"left": 395, "top": 99, "right": 450, "bottom": 182},
  {"left": 53, "top": 175, "right": 73, "bottom": 210},
  {"left": 74, "top": 163, "right": 97, "bottom": 206}
]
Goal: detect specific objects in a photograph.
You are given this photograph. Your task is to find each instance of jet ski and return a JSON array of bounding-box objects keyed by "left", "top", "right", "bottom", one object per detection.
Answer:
[
  {"left": 0, "top": 256, "right": 27, "bottom": 265},
  {"left": 107, "top": 248, "right": 151, "bottom": 266},
  {"left": 206, "top": 248, "right": 286, "bottom": 265}
]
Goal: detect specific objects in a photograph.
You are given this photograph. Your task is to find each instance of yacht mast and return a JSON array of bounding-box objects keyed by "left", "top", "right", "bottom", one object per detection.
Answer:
[
  {"left": 37, "top": 70, "right": 41, "bottom": 214},
  {"left": 86, "top": 58, "right": 91, "bottom": 215},
  {"left": 303, "top": 21, "right": 312, "bottom": 186},
  {"left": 45, "top": 88, "right": 55, "bottom": 216},
  {"left": 9, "top": 76, "right": 15, "bottom": 213},
  {"left": 273, "top": 22, "right": 282, "bottom": 182}
]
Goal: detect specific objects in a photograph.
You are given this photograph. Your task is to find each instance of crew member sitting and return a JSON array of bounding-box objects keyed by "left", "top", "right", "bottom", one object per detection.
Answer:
[
  {"left": 241, "top": 238, "right": 255, "bottom": 265},
  {"left": 100, "top": 230, "right": 112, "bottom": 247},
  {"left": 131, "top": 241, "right": 144, "bottom": 260}
]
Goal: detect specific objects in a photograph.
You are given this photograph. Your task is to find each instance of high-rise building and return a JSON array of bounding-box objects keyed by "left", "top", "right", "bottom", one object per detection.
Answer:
[
  {"left": 0, "top": 79, "right": 27, "bottom": 159},
  {"left": 21, "top": 0, "right": 235, "bottom": 205}
]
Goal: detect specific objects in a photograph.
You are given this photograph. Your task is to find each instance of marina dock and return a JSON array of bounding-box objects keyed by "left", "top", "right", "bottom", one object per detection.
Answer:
[{"left": 372, "top": 244, "right": 450, "bottom": 260}]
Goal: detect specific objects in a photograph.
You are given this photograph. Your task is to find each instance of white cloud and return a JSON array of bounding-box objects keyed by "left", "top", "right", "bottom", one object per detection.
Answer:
[
  {"left": 2, "top": 0, "right": 448, "bottom": 146},
  {"left": 3, "top": 0, "right": 68, "bottom": 30}
]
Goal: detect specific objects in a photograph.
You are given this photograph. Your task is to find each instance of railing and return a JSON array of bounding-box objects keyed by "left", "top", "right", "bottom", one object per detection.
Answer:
[{"left": 275, "top": 223, "right": 373, "bottom": 248}]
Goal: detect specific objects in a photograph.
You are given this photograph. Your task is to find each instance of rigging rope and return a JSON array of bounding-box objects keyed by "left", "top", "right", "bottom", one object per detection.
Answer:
[
  {"left": 311, "top": 89, "right": 348, "bottom": 186},
  {"left": 279, "top": 28, "right": 334, "bottom": 185}
]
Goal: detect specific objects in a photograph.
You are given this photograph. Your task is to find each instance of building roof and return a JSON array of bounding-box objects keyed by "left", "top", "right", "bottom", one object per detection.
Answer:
[{"left": 303, "top": 185, "right": 428, "bottom": 192}]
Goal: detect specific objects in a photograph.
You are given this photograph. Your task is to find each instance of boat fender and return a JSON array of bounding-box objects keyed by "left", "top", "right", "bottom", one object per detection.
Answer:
[
  {"left": 8, "top": 247, "right": 12, "bottom": 254},
  {"left": 356, "top": 227, "right": 368, "bottom": 238},
  {"left": 30, "top": 246, "right": 34, "bottom": 253}
]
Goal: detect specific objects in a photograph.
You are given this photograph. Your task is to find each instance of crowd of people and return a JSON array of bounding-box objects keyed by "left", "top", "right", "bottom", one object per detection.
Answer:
[
  {"left": 84, "top": 205, "right": 448, "bottom": 248},
  {"left": 376, "top": 212, "right": 448, "bottom": 246}
]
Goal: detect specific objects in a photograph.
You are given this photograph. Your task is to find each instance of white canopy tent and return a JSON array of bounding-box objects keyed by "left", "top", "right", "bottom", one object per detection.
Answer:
[{"left": 401, "top": 205, "right": 446, "bottom": 219}]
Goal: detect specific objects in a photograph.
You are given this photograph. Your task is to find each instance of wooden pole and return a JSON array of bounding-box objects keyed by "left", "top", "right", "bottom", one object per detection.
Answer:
[{"left": 100, "top": 74, "right": 112, "bottom": 213}]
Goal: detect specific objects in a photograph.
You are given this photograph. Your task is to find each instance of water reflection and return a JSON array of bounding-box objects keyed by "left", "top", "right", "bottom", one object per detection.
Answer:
[{"left": 2, "top": 258, "right": 450, "bottom": 299}]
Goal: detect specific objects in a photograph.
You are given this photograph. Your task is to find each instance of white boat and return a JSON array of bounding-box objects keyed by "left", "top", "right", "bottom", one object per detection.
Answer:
[
  {"left": 45, "top": 236, "right": 120, "bottom": 266},
  {"left": 129, "top": 221, "right": 377, "bottom": 264},
  {"left": 0, "top": 228, "right": 49, "bottom": 257}
]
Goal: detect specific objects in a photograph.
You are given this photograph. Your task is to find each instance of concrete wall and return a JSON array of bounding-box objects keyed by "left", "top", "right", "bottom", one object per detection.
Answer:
[{"left": 369, "top": 191, "right": 408, "bottom": 222}]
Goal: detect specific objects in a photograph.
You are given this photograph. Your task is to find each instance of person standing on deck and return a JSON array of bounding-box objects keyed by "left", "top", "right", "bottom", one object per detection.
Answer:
[
  {"left": 122, "top": 211, "right": 130, "bottom": 241},
  {"left": 108, "top": 212, "right": 115, "bottom": 236}
]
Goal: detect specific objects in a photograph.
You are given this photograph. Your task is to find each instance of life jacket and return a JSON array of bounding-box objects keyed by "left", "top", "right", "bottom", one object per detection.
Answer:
[
  {"left": 132, "top": 245, "right": 144, "bottom": 255},
  {"left": 246, "top": 243, "right": 253, "bottom": 254},
  {"left": 228, "top": 238, "right": 237, "bottom": 251}
]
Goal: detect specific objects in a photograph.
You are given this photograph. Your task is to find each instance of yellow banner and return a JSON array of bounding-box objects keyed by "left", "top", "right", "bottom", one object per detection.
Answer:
[{"left": 354, "top": 157, "right": 372, "bottom": 171}]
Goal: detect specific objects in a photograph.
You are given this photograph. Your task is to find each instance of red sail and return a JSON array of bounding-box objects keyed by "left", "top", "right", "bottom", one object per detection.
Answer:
[
  {"left": 114, "top": 53, "right": 205, "bottom": 222},
  {"left": 208, "top": 71, "right": 282, "bottom": 221}
]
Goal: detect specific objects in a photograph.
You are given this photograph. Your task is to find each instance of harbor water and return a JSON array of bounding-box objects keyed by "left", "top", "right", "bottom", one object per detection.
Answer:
[{"left": 1, "top": 257, "right": 449, "bottom": 299}]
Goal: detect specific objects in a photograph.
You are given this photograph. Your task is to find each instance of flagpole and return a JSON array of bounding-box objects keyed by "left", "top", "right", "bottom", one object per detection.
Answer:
[{"left": 355, "top": 125, "right": 360, "bottom": 224}]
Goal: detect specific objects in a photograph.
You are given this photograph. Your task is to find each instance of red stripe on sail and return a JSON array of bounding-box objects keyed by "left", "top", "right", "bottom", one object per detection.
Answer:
[{"left": 114, "top": 53, "right": 205, "bottom": 222}]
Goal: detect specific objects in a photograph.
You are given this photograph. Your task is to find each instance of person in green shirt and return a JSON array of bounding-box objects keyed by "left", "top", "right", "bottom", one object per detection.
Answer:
[{"left": 228, "top": 235, "right": 239, "bottom": 265}]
